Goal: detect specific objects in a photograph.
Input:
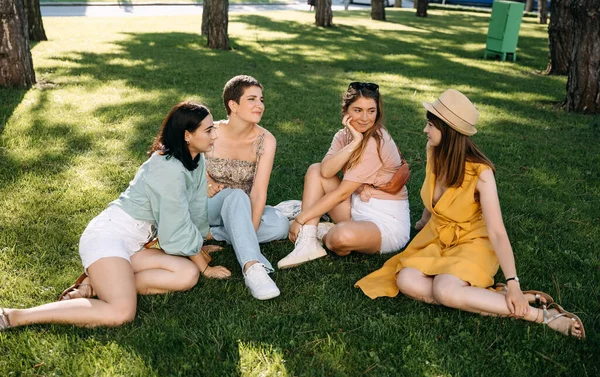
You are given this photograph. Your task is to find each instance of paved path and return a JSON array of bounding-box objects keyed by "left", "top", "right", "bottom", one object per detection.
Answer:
[{"left": 40, "top": 1, "right": 402, "bottom": 17}]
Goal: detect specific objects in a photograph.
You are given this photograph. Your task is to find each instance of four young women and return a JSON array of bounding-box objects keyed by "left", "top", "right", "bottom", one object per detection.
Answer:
[{"left": 0, "top": 79, "right": 585, "bottom": 339}]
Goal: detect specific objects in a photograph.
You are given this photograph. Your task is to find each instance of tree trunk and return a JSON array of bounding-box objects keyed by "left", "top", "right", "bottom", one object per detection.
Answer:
[
  {"left": 414, "top": 0, "right": 418, "bottom": 9},
  {"left": 416, "top": 0, "right": 428, "bottom": 17},
  {"left": 205, "top": 0, "right": 229, "bottom": 50},
  {"left": 315, "top": 0, "right": 333, "bottom": 27},
  {"left": 372, "top": 0, "right": 386, "bottom": 20},
  {"left": 538, "top": 0, "right": 548, "bottom": 24},
  {"left": 201, "top": 0, "right": 211, "bottom": 36},
  {"left": 24, "top": 0, "right": 46, "bottom": 41},
  {"left": 525, "top": 0, "right": 533, "bottom": 11},
  {"left": 0, "top": 0, "right": 36, "bottom": 87},
  {"left": 395, "top": 0, "right": 402, "bottom": 7},
  {"left": 546, "top": 0, "right": 574, "bottom": 75},
  {"left": 565, "top": 0, "right": 600, "bottom": 113}
]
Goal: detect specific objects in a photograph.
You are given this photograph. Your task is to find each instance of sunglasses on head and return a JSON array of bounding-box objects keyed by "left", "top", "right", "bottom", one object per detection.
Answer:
[{"left": 348, "top": 82, "right": 379, "bottom": 92}]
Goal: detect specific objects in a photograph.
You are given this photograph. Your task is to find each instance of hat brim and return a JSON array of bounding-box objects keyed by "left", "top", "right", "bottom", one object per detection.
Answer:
[{"left": 422, "top": 101, "right": 477, "bottom": 136}]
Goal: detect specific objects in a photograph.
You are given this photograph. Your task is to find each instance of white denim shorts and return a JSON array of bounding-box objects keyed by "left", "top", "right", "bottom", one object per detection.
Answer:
[
  {"left": 79, "top": 205, "right": 155, "bottom": 270},
  {"left": 350, "top": 194, "right": 410, "bottom": 254}
]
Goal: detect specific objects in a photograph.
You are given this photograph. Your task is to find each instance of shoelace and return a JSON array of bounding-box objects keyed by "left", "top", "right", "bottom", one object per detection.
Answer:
[{"left": 247, "top": 264, "right": 270, "bottom": 287}]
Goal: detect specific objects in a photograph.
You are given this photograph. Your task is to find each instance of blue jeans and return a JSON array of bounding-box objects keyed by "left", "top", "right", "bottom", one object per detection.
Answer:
[{"left": 208, "top": 188, "right": 289, "bottom": 272}]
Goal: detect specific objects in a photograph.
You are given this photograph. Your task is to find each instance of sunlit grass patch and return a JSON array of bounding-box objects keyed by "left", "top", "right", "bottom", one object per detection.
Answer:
[{"left": 0, "top": 8, "right": 598, "bottom": 377}]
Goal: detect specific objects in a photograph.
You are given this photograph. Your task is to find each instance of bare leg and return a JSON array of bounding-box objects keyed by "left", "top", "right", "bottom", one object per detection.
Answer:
[
  {"left": 63, "top": 248, "right": 201, "bottom": 298},
  {"left": 323, "top": 221, "right": 381, "bottom": 256},
  {"left": 395, "top": 267, "right": 438, "bottom": 304},
  {"left": 130, "top": 248, "right": 199, "bottom": 294},
  {"left": 5, "top": 257, "right": 137, "bottom": 328},
  {"left": 431, "top": 274, "right": 584, "bottom": 338},
  {"left": 301, "top": 163, "right": 351, "bottom": 226}
]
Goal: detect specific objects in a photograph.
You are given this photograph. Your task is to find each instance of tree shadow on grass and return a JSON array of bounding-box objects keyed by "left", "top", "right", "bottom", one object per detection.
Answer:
[{"left": 2, "top": 11, "right": 599, "bottom": 376}]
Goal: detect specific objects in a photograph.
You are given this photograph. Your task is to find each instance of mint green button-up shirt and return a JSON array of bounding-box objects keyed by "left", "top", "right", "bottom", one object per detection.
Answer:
[{"left": 110, "top": 152, "right": 208, "bottom": 257}]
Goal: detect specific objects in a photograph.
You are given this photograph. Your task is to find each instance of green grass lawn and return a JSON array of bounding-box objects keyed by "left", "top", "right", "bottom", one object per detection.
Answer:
[{"left": 1, "top": 9, "right": 599, "bottom": 377}]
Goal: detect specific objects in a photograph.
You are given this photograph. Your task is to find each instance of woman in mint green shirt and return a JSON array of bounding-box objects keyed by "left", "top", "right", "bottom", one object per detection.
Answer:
[{"left": 0, "top": 101, "right": 228, "bottom": 332}]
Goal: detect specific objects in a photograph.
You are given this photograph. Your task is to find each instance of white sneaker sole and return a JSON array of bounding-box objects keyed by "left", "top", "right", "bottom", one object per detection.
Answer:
[
  {"left": 253, "top": 289, "right": 281, "bottom": 300},
  {"left": 277, "top": 249, "right": 328, "bottom": 269}
]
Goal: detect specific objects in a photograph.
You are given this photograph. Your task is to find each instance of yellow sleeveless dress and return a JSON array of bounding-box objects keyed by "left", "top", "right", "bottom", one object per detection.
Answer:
[{"left": 355, "top": 158, "right": 499, "bottom": 299}]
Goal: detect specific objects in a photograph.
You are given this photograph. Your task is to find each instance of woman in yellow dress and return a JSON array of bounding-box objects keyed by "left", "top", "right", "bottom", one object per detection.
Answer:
[{"left": 355, "top": 89, "right": 585, "bottom": 339}]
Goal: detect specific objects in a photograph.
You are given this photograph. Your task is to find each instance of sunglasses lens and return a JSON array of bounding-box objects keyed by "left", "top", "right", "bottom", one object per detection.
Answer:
[{"left": 348, "top": 82, "right": 379, "bottom": 92}]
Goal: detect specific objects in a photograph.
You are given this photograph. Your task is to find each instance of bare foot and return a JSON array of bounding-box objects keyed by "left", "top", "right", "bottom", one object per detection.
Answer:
[{"left": 537, "top": 306, "right": 585, "bottom": 339}]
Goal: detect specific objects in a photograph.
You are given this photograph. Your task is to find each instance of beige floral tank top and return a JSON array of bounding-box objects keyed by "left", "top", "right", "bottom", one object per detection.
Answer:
[{"left": 205, "top": 133, "right": 265, "bottom": 195}]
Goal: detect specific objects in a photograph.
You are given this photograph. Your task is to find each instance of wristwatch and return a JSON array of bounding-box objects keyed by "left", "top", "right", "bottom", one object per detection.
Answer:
[{"left": 506, "top": 276, "right": 520, "bottom": 283}]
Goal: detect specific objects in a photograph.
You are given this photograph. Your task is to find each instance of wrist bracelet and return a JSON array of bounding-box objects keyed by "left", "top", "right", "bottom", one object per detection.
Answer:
[
  {"left": 202, "top": 265, "right": 209, "bottom": 274},
  {"left": 294, "top": 218, "right": 304, "bottom": 226}
]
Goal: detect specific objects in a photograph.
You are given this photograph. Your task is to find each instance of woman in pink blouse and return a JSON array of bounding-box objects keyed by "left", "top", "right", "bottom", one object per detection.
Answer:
[{"left": 278, "top": 82, "right": 410, "bottom": 269}]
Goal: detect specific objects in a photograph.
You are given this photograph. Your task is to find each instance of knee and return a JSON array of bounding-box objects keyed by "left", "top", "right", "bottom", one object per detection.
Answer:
[
  {"left": 177, "top": 262, "right": 200, "bottom": 291},
  {"left": 432, "top": 280, "right": 461, "bottom": 308},
  {"left": 324, "top": 229, "right": 351, "bottom": 256},
  {"left": 305, "top": 163, "right": 322, "bottom": 181},
  {"left": 396, "top": 270, "right": 423, "bottom": 297},
  {"left": 222, "top": 189, "right": 250, "bottom": 210},
  {"left": 105, "top": 302, "right": 137, "bottom": 327}
]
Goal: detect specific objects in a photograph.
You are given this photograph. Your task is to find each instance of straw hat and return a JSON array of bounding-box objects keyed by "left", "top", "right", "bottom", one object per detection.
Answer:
[{"left": 422, "top": 89, "right": 479, "bottom": 136}]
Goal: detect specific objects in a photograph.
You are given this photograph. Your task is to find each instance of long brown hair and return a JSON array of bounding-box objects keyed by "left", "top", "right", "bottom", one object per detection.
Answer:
[
  {"left": 342, "top": 85, "right": 385, "bottom": 171},
  {"left": 427, "top": 111, "right": 495, "bottom": 187}
]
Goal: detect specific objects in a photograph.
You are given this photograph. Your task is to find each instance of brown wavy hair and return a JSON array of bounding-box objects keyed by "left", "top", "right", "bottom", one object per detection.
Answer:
[
  {"left": 342, "top": 85, "right": 385, "bottom": 171},
  {"left": 427, "top": 111, "right": 495, "bottom": 187}
]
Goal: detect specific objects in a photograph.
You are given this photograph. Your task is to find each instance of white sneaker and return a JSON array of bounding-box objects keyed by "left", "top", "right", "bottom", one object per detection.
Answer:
[
  {"left": 278, "top": 226, "right": 327, "bottom": 269},
  {"left": 244, "top": 263, "right": 280, "bottom": 300},
  {"left": 317, "top": 222, "right": 335, "bottom": 244}
]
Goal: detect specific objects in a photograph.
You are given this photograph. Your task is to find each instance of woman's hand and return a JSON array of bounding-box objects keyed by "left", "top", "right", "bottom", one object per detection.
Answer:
[
  {"left": 343, "top": 114, "right": 363, "bottom": 146},
  {"left": 358, "top": 184, "right": 374, "bottom": 202},
  {"left": 289, "top": 218, "right": 302, "bottom": 243},
  {"left": 414, "top": 218, "right": 428, "bottom": 230},
  {"left": 505, "top": 282, "right": 529, "bottom": 317},
  {"left": 207, "top": 182, "right": 224, "bottom": 198},
  {"left": 202, "top": 265, "right": 231, "bottom": 279}
]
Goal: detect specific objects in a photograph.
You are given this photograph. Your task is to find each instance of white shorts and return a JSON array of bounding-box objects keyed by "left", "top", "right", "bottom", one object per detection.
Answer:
[
  {"left": 350, "top": 194, "right": 410, "bottom": 254},
  {"left": 78, "top": 205, "right": 155, "bottom": 270}
]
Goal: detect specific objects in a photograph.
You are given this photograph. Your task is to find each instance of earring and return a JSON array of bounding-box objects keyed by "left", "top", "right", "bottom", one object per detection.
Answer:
[{"left": 186, "top": 140, "right": 190, "bottom": 145}]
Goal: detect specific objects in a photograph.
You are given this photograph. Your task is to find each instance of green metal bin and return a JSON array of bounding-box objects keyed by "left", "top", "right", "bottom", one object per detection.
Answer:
[{"left": 484, "top": 1, "right": 525, "bottom": 62}]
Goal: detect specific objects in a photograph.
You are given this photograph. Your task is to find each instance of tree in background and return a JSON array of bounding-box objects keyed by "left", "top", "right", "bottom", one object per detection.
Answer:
[
  {"left": 315, "top": 0, "right": 333, "bottom": 27},
  {"left": 24, "top": 0, "right": 46, "bottom": 41},
  {"left": 1, "top": 0, "right": 36, "bottom": 87},
  {"left": 565, "top": 0, "right": 600, "bottom": 113},
  {"left": 394, "top": 0, "right": 402, "bottom": 7},
  {"left": 538, "top": 0, "right": 548, "bottom": 24},
  {"left": 203, "top": 0, "right": 229, "bottom": 50},
  {"left": 416, "top": 0, "right": 428, "bottom": 17},
  {"left": 372, "top": 0, "right": 386, "bottom": 20},
  {"left": 201, "top": 0, "right": 211, "bottom": 36},
  {"left": 546, "top": 0, "right": 573, "bottom": 74}
]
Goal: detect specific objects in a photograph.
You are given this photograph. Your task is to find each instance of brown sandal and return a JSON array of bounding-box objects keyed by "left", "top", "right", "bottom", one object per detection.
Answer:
[
  {"left": 0, "top": 308, "right": 11, "bottom": 332},
  {"left": 58, "top": 272, "right": 94, "bottom": 301},
  {"left": 493, "top": 283, "right": 554, "bottom": 307}
]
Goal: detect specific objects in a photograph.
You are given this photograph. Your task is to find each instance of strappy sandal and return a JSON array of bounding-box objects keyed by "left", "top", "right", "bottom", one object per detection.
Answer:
[
  {"left": 0, "top": 308, "right": 11, "bottom": 332},
  {"left": 493, "top": 283, "right": 554, "bottom": 307},
  {"left": 540, "top": 303, "right": 586, "bottom": 340},
  {"left": 58, "top": 272, "right": 94, "bottom": 301}
]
